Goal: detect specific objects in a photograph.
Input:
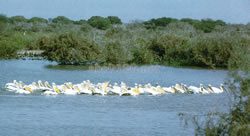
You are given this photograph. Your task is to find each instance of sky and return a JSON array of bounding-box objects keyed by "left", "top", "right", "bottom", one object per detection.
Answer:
[{"left": 0, "top": 0, "right": 249, "bottom": 23}]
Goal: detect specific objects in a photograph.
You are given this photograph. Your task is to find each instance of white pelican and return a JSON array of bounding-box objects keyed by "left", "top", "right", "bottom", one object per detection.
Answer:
[
  {"left": 62, "top": 84, "right": 79, "bottom": 95},
  {"left": 43, "top": 90, "right": 58, "bottom": 95},
  {"left": 174, "top": 83, "right": 186, "bottom": 93},
  {"left": 138, "top": 84, "right": 145, "bottom": 94},
  {"left": 52, "top": 83, "right": 61, "bottom": 94},
  {"left": 163, "top": 86, "right": 176, "bottom": 93},
  {"left": 5, "top": 80, "right": 20, "bottom": 92},
  {"left": 110, "top": 83, "right": 122, "bottom": 95},
  {"left": 5, "top": 80, "right": 18, "bottom": 87},
  {"left": 93, "top": 83, "right": 106, "bottom": 95},
  {"left": 37, "top": 80, "right": 51, "bottom": 91},
  {"left": 154, "top": 85, "right": 166, "bottom": 95},
  {"left": 15, "top": 88, "right": 31, "bottom": 94},
  {"left": 129, "top": 84, "right": 141, "bottom": 96},
  {"left": 143, "top": 83, "right": 154, "bottom": 94},
  {"left": 78, "top": 83, "right": 92, "bottom": 95},
  {"left": 188, "top": 84, "right": 203, "bottom": 94},
  {"left": 44, "top": 81, "right": 52, "bottom": 89},
  {"left": 146, "top": 85, "right": 165, "bottom": 95},
  {"left": 208, "top": 84, "right": 224, "bottom": 93},
  {"left": 120, "top": 82, "right": 130, "bottom": 96}
]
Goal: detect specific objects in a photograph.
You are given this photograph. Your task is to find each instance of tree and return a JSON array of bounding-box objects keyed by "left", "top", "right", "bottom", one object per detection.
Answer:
[
  {"left": 52, "top": 16, "right": 72, "bottom": 24},
  {"left": 0, "top": 14, "right": 8, "bottom": 23},
  {"left": 0, "top": 14, "right": 8, "bottom": 32},
  {"left": 144, "top": 17, "right": 178, "bottom": 29},
  {"left": 28, "top": 17, "right": 48, "bottom": 24},
  {"left": 9, "top": 16, "right": 27, "bottom": 23},
  {"left": 181, "top": 18, "right": 226, "bottom": 33},
  {"left": 107, "top": 16, "right": 122, "bottom": 24},
  {"left": 87, "top": 16, "right": 111, "bottom": 30},
  {"left": 73, "top": 19, "right": 87, "bottom": 25}
]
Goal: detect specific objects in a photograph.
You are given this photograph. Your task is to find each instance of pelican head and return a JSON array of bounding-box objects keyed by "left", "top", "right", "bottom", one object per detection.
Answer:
[
  {"left": 32, "top": 82, "right": 38, "bottom": 87},
  {"left": 13, "top": 80, "right": 17, "bottom": 84},
  {"left": 121, "top": 82, "right": 126, "bottom": 86},
  {"left": 45, "top": 81, "right": 52, "bottom": 88},
  {"left": 220, "top": 84, "right": 225, "bottom": 91}
]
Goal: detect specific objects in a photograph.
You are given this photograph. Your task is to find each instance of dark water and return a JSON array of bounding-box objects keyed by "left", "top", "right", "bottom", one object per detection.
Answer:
[{"left": 0, "top": 60, "right": 230, "bottom": 136}]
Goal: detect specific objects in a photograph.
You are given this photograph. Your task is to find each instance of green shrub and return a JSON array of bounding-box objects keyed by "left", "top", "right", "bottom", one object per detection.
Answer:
[
  {"left": 0, "top": 32, "right": 33, "bottom": 53},
  {"left": 52, "top": 16, "right": 72, "bottom": 24},
  {"left": 0, "top": 40, "right": 20, "bottom": 58},
  {"left": 144, "top": 17, "right": 178, "bottom": 29},
  {"left": 9, "top": 16, "right": 27, "bottom": 23},
  {"left": 87, "top": 16, "right": 111, "bottom": 30},
  {"left": 0, "top": 14, "right": 8, "bottom": 23},
  {"left": 40, "top": 33, "right": 101, "bottom": 65},
  {"left": 28, "top": 17, "right": 48, "bottom": 24},
  {"left": 181, "top": 18, "right": 226, "bottom": 33},
  {"left": 107, "top": 16, "right": 122, "bottom": 24},
  {"left": 191, "top": 34, "right": 233, "bottom": 68},
  {"left": 149, "top": 34, "right": 190, "bottom": 65},
  {"left": 131, "top": 46, "right": 154, "bottom": 64},
  {"left": 104, "top": 41, "right": 127, "bottom": 65},
  {"left": 73, "top": 19, "right": 87, "bottom": 25},
  {"left": 228, "top": 36, "right": 250, "bottom": 71}
]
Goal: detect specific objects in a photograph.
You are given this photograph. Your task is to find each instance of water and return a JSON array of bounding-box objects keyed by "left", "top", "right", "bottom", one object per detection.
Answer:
[{"left": 0, "top": 60, "right": 230, "bottom": 136}]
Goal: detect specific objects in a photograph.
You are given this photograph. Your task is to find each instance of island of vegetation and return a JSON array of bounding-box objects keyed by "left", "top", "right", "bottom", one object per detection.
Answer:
[{"left": 0, "top": 14, "right": 249, "bottom": 69}]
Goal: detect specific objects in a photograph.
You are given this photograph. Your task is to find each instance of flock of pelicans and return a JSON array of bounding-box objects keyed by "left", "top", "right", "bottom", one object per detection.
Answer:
[{"left": 5, "top": 80, "right": 225, "bottom": 96}]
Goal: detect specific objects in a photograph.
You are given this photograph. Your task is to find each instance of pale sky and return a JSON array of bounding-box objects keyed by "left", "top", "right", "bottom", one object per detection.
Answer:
[{"left": 0, "top": 0, "right": 249, "bottom": 23}]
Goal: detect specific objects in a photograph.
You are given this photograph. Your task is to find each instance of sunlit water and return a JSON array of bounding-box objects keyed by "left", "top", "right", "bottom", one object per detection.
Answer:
[{"left": 0, "top": 60, "right": 231, "bottom": 136}]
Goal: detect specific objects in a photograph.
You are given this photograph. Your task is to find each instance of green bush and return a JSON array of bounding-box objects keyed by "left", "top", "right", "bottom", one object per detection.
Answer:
[
  {"left": 28, "top": 17, "right": 48, "bottom": 24},
  {"left": 131, "top": 46, "right": 154, "bottom": 64},
  {"left": 181, "top": 18, "right": 226, "bottom": 33},
  {"left": 73, "top": 19, "right": 87, "bottom": 25},
  {"left": 87, "top": 16, "right": 111, "bottom": 30},
  {"left": 0, "top": 14, "right": 8, "bottom": 23},
  {"left": 144, "top": 17, "right": 178, "bottom": 29},
  {"left": 228, "top": 36, "right": 250, "bottom": 71},
  {"left": 0, "top": 32, "right": 33, "bottom": 55},
  {"left": 107, "top": 16, "right": 122, "bottom": 24},
  {"left": 104, "top": 42, "right": 127, "bottom": 65},
  {"left": 191, "top": 34, "right": 233, "bottom": 68},
  {"left": 149, "top": 34, "right": 190, "bottom": 65},
  {"left": 52, "top": 16, "right": 72, "bottom": 24},
  {"left": 0, "top": 40, "right": 20, "bottom": 58},
  {"left": 40, "top": 33, "right": 101, "bottom": 65},
  {"left": 9, "top": 16, "right": 27, "bottom": 23}
]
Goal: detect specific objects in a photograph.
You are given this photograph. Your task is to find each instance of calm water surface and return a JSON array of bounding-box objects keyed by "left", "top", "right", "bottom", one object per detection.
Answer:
[{"left": 0, "top": 60, "right": 230, "bottom": 136}]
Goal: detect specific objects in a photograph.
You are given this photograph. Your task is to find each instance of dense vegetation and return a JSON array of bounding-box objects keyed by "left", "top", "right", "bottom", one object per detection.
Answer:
[{"left": 0, "top": 14, "right": 249, "bottom": 69}]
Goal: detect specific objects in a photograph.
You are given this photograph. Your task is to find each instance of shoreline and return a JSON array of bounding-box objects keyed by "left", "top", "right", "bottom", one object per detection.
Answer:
[{"left": 0, "top": 57, "right": 228, "bottom": 71}]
